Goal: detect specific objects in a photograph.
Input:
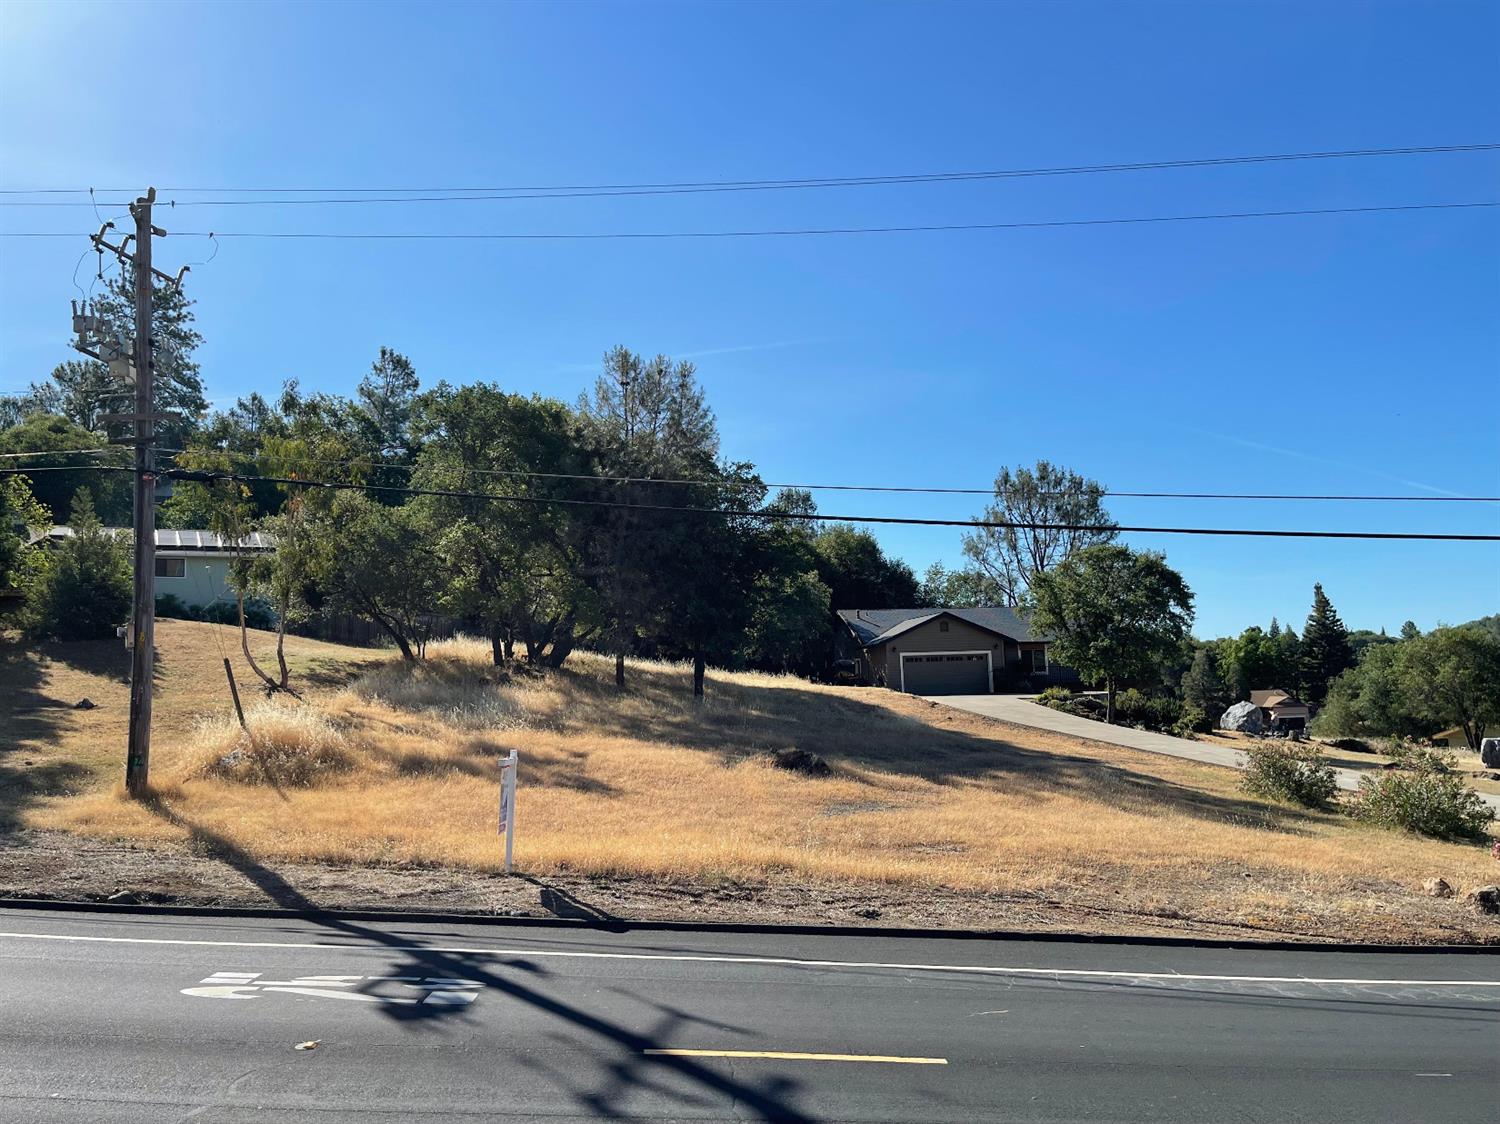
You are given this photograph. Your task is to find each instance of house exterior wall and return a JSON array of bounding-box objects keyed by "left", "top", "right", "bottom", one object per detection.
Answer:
[
  {"left": 872, "top": 618, "right": 1002, "bottom": 691},
  {"left": 154, "top": 553, "right": 239, "bottom": 611},
  {"left": 839, "top": 612, "right": 1080, "bottom": 691}
]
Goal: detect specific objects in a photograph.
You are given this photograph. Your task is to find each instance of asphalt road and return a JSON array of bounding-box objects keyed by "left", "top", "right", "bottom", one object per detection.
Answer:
[
  {"left": 0, "top": 907, "right": 1496, "bottom": 1123},
  {"left": 935, "top": 694, "right": 1500, "bottom": 812}
]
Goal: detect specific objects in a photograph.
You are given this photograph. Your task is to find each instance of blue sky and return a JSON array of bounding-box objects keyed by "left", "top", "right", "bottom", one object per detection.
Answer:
[{"left": 2, "top": 0, "right": 1496, "bottom": 638}]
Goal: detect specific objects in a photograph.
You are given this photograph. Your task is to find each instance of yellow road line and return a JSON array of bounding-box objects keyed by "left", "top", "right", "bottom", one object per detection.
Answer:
[{"left": 644, "top": 1049, "right": 948, "bottom": 1065}]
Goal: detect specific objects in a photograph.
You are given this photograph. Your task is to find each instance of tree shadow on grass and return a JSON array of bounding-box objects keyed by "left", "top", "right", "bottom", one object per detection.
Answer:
[
  {"left": 0, "top": 639, "right": 91, "bottom": 835},
  {"left": 139, "top": 795, "right": 817, "bottom": 1121},
  {"left": 534, "top": 661, "right": 1330, "bottom": 837}
]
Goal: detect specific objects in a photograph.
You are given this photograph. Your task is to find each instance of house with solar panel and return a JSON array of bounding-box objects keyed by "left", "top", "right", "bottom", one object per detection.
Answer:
[
  {"left": 835, "top": 607, "right": 1080, "bottom": 695},
  {"left": 42, "top": 526, "right": 274, "bottom": 613}
]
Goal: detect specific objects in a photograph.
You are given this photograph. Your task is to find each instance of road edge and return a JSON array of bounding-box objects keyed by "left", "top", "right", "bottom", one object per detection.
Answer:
[{"left": 2, "top": 895, "right": 1496, "bottom": 955}]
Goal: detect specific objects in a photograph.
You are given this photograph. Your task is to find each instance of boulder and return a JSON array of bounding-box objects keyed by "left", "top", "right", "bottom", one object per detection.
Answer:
[
  {"left": 1421, "top": 877, "right": 1454, "bottom": 898},
  {"left": 73, "top": 698, "right": 96, "bottom": 710},
  {"left": 1464, "top": 885, "right": 1499, "bottom": 914},
  {"left": 1219, "top": 701, "right": 1262, "bottom": 734},
  {"left": 770, "top": 748, "right": 831, "bottom": 777}
]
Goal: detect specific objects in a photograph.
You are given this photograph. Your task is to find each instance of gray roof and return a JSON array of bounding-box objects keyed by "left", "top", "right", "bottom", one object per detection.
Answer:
[
  {"left": 45, "top": 526, "right": 273, "bottom": 552},
  {"left": 837, "top": 606, "right": 1049, "bottom": 646}
]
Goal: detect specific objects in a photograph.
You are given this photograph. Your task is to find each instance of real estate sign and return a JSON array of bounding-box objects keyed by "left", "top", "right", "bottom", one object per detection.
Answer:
[{"left": 498, "top": 749, "right": 517, "bottom": 873}]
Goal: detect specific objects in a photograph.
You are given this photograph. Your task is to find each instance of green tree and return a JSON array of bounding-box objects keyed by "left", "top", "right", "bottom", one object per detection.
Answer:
[
  {"left": 961, "top": 461, "right": 1116, "bottom": 606},
  {"left": 414, "top": 383, "right": 600, "bottom": 667},
  {"left": 1, "top": 473, "right": 50, "bottom": 619},
  {"left": 82, "top": 267, "right": 208, "bottom": 448},
  {"left": 744, "top": 568, "right": 831, "bottom": 671},
  {"left": 918, "top": 561, "right": 1003, "bottom": 607},
  {"left": 1272, "top": 623, "right": 1302, "bottom": 689},
  {"left": 0, "top": 414, "right": 131, "bottom": 524},
  {"left": 1219, "top": 626, "right": 1278, "bottom": 700},
  {"left": 741, "top": 489, "right": 832, "bottom": 672},
  {"left": 1180, "top": 645, "right": 1229, "bottom": 720},
  {"left": 1395, "top": 626, "right": 1500, "bottom": 751},
  {"left": 1029, "top": 544, "right": 1194, "bottom": 724},
  {"left": 1314, "top": 643, "right": 1428, "bottom": 741},
  {"left": 307, "top": 491, "right": 438, "bottom": 661},
  {"left": 1300, "top": 583, "right": 1354, "bottom": 706},
  {"left": 24, "top": 489, "right": 132, "bottom": 640},
  {"left": 814, "top": 524, "right": 919, "bottom": 609},
  {"left": 356, "top": 348, "right": 422, "bottom": 489},
  {"left": 653, "top": 472, "right": 768, "bottom": 696},
  {"left": 1400, "top": 620, "right": 1421, "bottom": 641},
  {"left": 577, "top": 346, "right": 720, "bottom": 687}
]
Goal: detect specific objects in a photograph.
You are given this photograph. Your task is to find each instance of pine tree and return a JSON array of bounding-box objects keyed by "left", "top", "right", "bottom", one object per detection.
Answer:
[
  {"left": 24, "top": 489, "right": 132, "bottom": 640},
  {"left": 76, "top": 267, "right": 207, "bottom": 447},
  {"left": 1300, "top": 583, "right": 1354, "bottom": 706},
  {"left": 1180, "top": 646, "right": 1228, "bottom": 719}
]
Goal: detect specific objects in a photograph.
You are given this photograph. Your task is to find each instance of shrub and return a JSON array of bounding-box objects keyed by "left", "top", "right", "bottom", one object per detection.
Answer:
[
  {"left": 23, "top": 490, "right": 131, "bottom": 641},
  {"left": 1174, "top": 704, "right": 1208, "bottom": 738},
  {"left": 1113, "top": 689, "right": 1183, "bottom": 733},
  {"left": 1037, "top": 686, "right": 1074, "bottom": 704},
  {"left": 199, "top": 597, "right": 277, "bottom": 631},
  {"left": 155, "top": 593, "right": 194, "bottom": 619},
  {"left": 1241, "top": 742, "right": 1339, "bottom": 808},
  {"left": 1323, "top": 736, "right": 1374, "bottom": 754},
  {"left": 1349, "top": 748, "right": 1495, "bottom": 841}
]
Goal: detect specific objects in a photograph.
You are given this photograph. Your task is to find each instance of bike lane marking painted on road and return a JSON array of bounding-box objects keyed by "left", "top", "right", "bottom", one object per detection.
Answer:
[
  {"left": 645, "top": 1050, "right": 948, "bottom": 1064},
  {"left": 2, "top": 930, "right": 1498, "bottom": 990},
  {"left": 180, "top": 971, "right": 482, "bottom": 1005}
]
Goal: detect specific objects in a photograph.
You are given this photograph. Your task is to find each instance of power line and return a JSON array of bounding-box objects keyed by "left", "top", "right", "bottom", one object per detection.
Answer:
[
  {"left": 14, "top": 464, "right": 1487, "bottom": 540},
  {"left": 7, "top": 447, "right": 1498, "bottom": 503},
  {"left": 2, "top": 143, "right": 1495, "bottom": 203},
  {"left": 5, "top": 201, "right": 1494, "bottom": 243},
  {"left": 0, "top": 447, "right": 128, "bottom": 459}
]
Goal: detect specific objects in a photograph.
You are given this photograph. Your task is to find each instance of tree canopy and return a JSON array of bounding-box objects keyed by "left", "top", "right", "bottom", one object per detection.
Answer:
[
  {"left": 961, "top": 460, "right": 1116, "bottom": 606},
  {"left": 1029, "top": 543, "right": 1195, "bottom": 723}
]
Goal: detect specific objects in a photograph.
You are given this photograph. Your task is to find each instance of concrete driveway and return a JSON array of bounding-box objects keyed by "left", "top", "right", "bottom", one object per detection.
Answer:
[{"left": 932, "top": 693, "right": 1500, "bottom": 812}]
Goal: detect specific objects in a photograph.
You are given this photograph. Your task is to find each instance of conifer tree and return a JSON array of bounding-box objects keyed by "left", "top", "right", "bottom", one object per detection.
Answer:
[{"left": 1300, "top": 583, "right": 1354, "bottom": 706}]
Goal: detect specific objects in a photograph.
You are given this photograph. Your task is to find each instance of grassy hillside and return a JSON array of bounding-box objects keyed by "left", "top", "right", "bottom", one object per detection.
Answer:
[{"left": 3, "top": 620, "right": 1496, "bottom": 941}]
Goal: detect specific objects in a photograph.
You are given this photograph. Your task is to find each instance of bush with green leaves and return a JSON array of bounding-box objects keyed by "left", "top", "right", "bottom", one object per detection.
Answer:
[
  {"left": 23, "top": 490, "right": 131, "bottom": 641},
  {"left": 1174, "top": 704, "right": 1209, "bottom": 738},
  {"left": 200, "top": 597, "right": 278, "bottom": 631},
  {"left": 1113, "top": 688, "right": 1183, "bottom": 733},
  {"left": 1036, "top": 686, "right": 1073, "bottom": 704},
  {"left": 1240, "top": 742, "right": 1338, "bottom": 808},
  {"left": 1349, "top": 747, "right": 1495, "bottom": 840},
  {"left": 1323, "top": 736, "right": 1374, "bottom": 754}
]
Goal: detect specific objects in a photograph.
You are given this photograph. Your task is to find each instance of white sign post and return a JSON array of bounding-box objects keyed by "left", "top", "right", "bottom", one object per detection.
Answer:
[{"left": 498, "top": 749, "right": 517, "bottom": 873}]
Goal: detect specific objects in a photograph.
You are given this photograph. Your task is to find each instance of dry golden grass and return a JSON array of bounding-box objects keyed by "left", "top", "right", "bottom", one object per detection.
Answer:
[{"left": 6, "top": 621, "right": 1498, "bottom": 938}]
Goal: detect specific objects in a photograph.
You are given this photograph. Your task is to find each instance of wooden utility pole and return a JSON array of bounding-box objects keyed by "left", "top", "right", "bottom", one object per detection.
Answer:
[{"left": 124, "top": 188, "right": 158, "bottom": 797}]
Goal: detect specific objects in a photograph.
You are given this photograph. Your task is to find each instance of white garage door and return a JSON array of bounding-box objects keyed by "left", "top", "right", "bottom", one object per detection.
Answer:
[{"left": 901, "top": 652, "right": 990, "bottom": 695}]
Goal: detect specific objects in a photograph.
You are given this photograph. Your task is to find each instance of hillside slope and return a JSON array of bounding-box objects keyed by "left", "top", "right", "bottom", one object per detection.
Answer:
[{"left": 2, "top": 621, "right": 1496, "bottom": 943}]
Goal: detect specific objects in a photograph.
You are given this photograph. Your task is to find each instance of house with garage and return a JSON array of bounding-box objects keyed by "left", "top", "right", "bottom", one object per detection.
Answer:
[
  {"left": 835, "top": 607, "right": 1078, "bottom": 695},
  {"left": 1248, "top": 689, "right": 1311, "bottom": 732}
]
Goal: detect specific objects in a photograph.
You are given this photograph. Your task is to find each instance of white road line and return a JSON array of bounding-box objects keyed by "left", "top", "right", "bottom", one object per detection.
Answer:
[
  {"left": 645, "top": 1049, "right": 948, "bottom": 1064},
  {"left": 0, "top": 930, "right": 1496, "bottom": 990}
]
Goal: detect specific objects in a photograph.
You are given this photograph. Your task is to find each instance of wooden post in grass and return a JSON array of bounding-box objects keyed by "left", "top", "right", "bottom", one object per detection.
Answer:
[{"left": 223, "top": 658, "right": 247, "bottom": 730}]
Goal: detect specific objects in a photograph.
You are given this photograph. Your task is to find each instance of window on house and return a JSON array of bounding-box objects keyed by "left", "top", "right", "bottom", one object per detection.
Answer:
[
  {"left": 939, "top": 620, "right": 950, "bottom": 632},
  {"left": 1027, "top": 648, "right": 1048, "bottom": 673},
  {"left": 155, "top": 557, "right": 186, "bottom": 578}
]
